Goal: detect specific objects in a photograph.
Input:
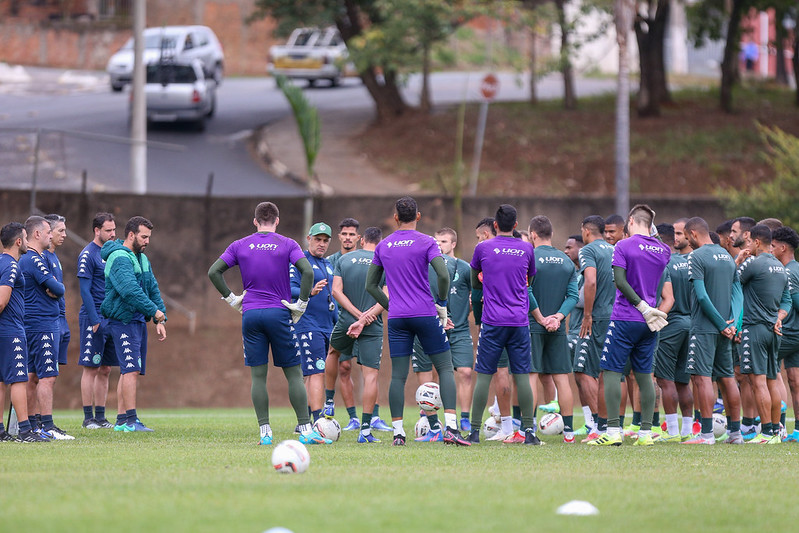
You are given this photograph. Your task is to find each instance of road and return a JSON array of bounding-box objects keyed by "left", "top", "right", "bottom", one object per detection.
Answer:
[{"left": 0, "top": 67, "right": 615, "bottom": 197}]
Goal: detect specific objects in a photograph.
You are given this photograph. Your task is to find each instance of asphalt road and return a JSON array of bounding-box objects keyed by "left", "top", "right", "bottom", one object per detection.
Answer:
[{"left": 0, "top": 68, "right": 615, "bottom": 197}]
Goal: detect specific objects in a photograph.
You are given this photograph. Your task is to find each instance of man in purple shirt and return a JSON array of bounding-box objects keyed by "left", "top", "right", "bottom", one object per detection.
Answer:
[
  {"left": 589, "top": 204, "right": 671, "bottom": 446},
  {"left": 361, "top": 196, "right": 470, "bottom": 446},
  {"left": 208, "top": 201, "right": 331, "bottom": 446},
  {"left": 467, "top": 204, "right": 541, "bottom": 445}
]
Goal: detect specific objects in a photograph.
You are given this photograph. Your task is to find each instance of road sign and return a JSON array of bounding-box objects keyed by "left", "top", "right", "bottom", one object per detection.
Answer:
[{"left": 479, "top": 73, "right": 499, "bottom": 101}]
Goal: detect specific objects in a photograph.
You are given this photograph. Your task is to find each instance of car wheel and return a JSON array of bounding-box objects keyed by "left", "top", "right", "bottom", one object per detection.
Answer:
[
  {"left": 111, "top": 83, "right": 124, "bottom": 92},
  {"left": 213, "top": 62, "right": 224, "bottom": 85},
  {"left": 206, "top": 93, "right": 216, "bottom": 118},
  {"left": 194, "top": 117, "right": 206, "bottom": 132},
  {"left": 307, "top": 79, "right": 316, "bottom": 88},
  {"left": 330, "top": 76, "right": 340, "bottom": 87}
]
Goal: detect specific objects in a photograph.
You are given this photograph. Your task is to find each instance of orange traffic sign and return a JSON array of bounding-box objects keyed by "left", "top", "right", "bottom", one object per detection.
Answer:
[{"left": 480, "top": 73, "right": 499, "bottom": 101}]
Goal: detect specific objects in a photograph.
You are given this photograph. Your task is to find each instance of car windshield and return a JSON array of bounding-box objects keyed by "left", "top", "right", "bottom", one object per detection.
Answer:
[
  {"left": 146, "top": 64, "right": 197, "bottom": 84},
  {"left": 288, "top": 29, "right": 319, "bottom": 47},
  {"left": 122, "top": 34, "right": 180, "bottom": 50},
  {"left": 316, "top": 29, "right": 341, "bottom": 47}
]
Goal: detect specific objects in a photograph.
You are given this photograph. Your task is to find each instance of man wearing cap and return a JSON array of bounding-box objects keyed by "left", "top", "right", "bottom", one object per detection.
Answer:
[{"left": 290, "top": 222, "right": 338, "bottom": 422}]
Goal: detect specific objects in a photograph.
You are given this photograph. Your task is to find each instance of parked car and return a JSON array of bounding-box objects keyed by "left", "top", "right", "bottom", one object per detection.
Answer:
[
  {"left": 134, "top": 59, "right": 216, "bottom": 131},
  {"left": 267, "top": 26, "right": 356, "bottom": 87},
  {"left": 107, "top": 25, "right": 224, "bottom": 92}
]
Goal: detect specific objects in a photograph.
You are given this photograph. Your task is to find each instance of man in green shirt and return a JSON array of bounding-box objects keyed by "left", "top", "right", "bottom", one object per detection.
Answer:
[
  {"left": 738, "top": 224, "right": 791, "bottom": 444},
  {"left": 773, "top": 226, "right": 799, "bottom": 441},
  {"left": 683, "top": 217, "right": 743, "bottom": 445}
]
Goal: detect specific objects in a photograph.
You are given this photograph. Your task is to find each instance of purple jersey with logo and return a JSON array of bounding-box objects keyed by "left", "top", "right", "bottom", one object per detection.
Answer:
[
  {"left": 220, "top": 232, "right": 305, "bottom": 313},
  {"left": 611, "top": 234, "right": 670, "bottom": 322},
  {"left": 470, "top": 236, "right": 536, "bottom": 327},
  {"left": 372, "top": 229, "right": 442, "bottom": 319}
]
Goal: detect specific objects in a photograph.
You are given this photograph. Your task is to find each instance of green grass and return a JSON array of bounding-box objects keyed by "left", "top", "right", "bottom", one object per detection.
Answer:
[{"left": 3, "top": 408, "right": 798, "bottom": 532}]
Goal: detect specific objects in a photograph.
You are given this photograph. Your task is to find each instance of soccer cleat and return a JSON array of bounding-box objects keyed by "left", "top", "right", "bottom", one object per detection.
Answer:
[
  {"left": 691, "top": 420, "right": 701, "bottom": 435},
  {"left": 370, "top": 417, "right": 392, "bottom": 432},
  {"left": 487, "top": 430, "right": 513, "bottom": 442},
  {"left": 716, "top": 432, "right": 730, "bottom": 443},
  {"left": 299, "top": 430, "right": 332, "bottom": 445},
  {"left": 659, "top": 433, "right": 682, "bottom": 443},
  {"left": 35, "top": 428, "right": 54, "bottom": 440},
  {"left": 114, "top": 423, "right": 131, "bottom": 432},
  {"left": 342, "top": 418, "right": 360, "bottom": 431},
  {"left": 512, "top": 418, "right": 521, "bottom": 431},
  {"left": 779, "top": 423, "right": 787, "bottom": 440},
  {"left": 539, "top": 400, "right": 560, "bottom": 414},
  {"left": 443, "top": 428, "right": 472, "bottom": 446},
  {"left": 415, "top": 429, "right": 443, "bottom": 442},
  {"left": 767, "top": 434, "right": 782, "bottom": 444},
  {"left": 783, "top": 430, "right": 799, "bottom": 443},
  {"left": 18, "top": 430, "right": 49, "bottom": 443},
  {"left": 681, "top": 435, "right": 715, "bottom": 444},
  {"left": 725, "top": 433, "right": 745, "bottom": 444},
  {"left": 131, "top": 421, "right": 154, "bottom": 432},
  {"left": 523, "top": 429, "right": 544, "bottom": 445},
  {"left": 322, "top": 401, "right": 335, "bottom": 419},
  {"left": 660, "top": 421, "right": 668, "bottom": 433},
  {"left": 0, "top": 430, "right": 19, "bottom": 442},
  {"left": 587, "top": 432, "right": 622, "bottom": 446},
  {"left": 95, "top": 418, "right": 114, "bottom": 429},
  {"left": 293, "top": 424, "right": 300, "bottom": 434},
  {"left": 623, "top": 424, "right": 640, "bottom": 438},
  {"left": 392, "top": 434, "right": 406, "bottom": 446},
  {"left": 574, "top": 424, "right": 591, "bottom": 436},
  {"left": 581, "top": 430, "right": 601, "bottom": 443},
  {"left": 357, "top": 432, "right": 381, "bottom": 443},
  {"left": 502, "top": 430, "right": 526, "bottom": 444},
  {"left": 634, "top": 434, "right": 655, "bottom": 446},
  {"left": 82, "top": 418, "right": 101, "bottom": 429},
  {"left": 467, "top": 430, "right": 480, "bottom": 444},
  {"left": 746, "top": 433, "right": 771, "bottom": 444},
  {"left": 47, "top": 426, "right": 75, "bottom": 440},
  {"left": 563, "top": 434, "right": 576, "bottom": 444},
  {"left": 742, "top": 428, "right": 758, "bottom": 441},
  {"left": 713, "top": 399, "right": 725, "bottom": 414},
  {"left": 259, "top": 435, "right": 272, "bottom": 445},
  {"left": 460, "top": 418, "right": 471, "bottom": 432}
]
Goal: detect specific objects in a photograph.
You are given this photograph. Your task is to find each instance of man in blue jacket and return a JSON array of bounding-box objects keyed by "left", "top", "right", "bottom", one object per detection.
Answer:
[{"left": 101, "top": 216, "right": 166, "bottom": 432}]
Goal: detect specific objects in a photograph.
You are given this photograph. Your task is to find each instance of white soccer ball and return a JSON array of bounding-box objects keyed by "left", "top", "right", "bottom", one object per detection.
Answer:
[
  {"left": 712, "top": 413, "right": 727, "bottom": 438},
  {"left": 414, "top": 416, "right": 431, "bottom": 438},
  {"left": 539, "top": 413, "right": 564, "bottom": 435},
  {"left": 483, "top": 416, "right": 500, "bottom": 439},
  {"left": 416, "top": 382, "right": 442, "bottom": 412},
  {"left": 271, "top": 440, "right": 310, "bottom": 474},
  {"left": 312, "top": 417, "right": 341, "bottom": 442}
]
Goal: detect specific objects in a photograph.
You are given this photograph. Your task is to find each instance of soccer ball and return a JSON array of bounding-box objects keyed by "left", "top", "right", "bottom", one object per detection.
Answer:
[
  {"left": 415, "top": 416, "right": 431, "bottom": 438},
  {"left": 539, "top": 413, "right": 564, "bottom": 435},
  {"left": 712, "top": 413, "right": 727, "bottom": 438},
  {"left": 483, "top": 416, "right": 500, "bottom": 439},
  {"left": 271, "top": 440, "right": 310, "bottom": 474},
  {"left": 416, "top": 382, "right": 442, "bottom": 412},
  {"left": 312, "top": 417, "right": 341, "bottom": 442}
]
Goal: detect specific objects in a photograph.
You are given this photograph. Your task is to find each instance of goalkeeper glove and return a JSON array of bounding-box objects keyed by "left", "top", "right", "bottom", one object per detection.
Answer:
[
  {"left": 223, "top": 291, "right": 246, "bottom": 314},
  {"left": 435, "top": 299, "right": 448, "bottom": 328},
  {"left": 635, "top": 301, "right": 668, "bottom": 332},
  {"left": 281, "top": 298, "right": 308, "bottom": 323}
]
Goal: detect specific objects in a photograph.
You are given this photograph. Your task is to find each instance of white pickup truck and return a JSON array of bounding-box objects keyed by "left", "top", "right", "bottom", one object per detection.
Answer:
[
  {"left": 139, "top": 59, "right": 216, "bottom": 131},
  {"left": 267, "top": 27, "right": 356, "bottom": 87}
]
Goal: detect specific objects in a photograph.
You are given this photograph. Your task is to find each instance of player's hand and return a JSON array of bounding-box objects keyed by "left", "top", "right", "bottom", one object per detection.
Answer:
[
  {"left": 46, "top": 289, "right": 58, "bottom": 299},
  {"left": 156, "top": 322, "right": 166, "bottom": 341},
  {"left": 92, "top": 323, "right": 100, "bottom": 333},
  {"left": 223, "top": 290, "right": 246, "bottom": 313},
  {"left": 725, "top": 319, "right": 736, "bottom": 337},
  {"left": 734, "top": 331, "right": 742, "bottom": 344},
  {"left": 580, "top": 315, "right": 593, "bottom": 338},
  {"left": 281, "top": 298, "right": 308, "bottom": 323},
  {"left": 721, "top": 327, "right": 735, "bottom": 339},
  {"left": 775, "top": 319, "right": 783, "bottom": 336},
  {"left": 311, "top": 280, "right": 328, "bottom": 296},
  {"left": 435, "top": 302, "right": 448, "bottom": 328},
  {"left": 347, "top": 321, "right": 365, "bottom": 338},
  {"left": 735, "top": 249, "right": 751, "bottom": 266},
  {"left": 154, "top": 310, "right": 166, "bottom": 323},
  {"left": 444, "top": 318, "right": 455, "bottom": 331},
  {"left": 361, "top": 313, "right": 375, "bottom": 325},
  {"left": 636, "top": 301, "right": 669, "bottom": 332},
  {"left": 544, "top": 315, "right": 561, "bottom": 332}
]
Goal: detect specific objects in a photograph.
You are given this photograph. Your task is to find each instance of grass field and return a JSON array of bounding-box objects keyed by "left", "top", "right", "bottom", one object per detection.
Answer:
[{"left": 2, "top": 407, "right": 797, "bottom": 533}]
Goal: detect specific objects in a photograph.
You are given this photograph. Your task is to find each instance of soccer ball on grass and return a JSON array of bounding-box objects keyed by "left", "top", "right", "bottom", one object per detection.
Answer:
[{"left": 271, "top": 440, "right": 310, "bottom": 474}]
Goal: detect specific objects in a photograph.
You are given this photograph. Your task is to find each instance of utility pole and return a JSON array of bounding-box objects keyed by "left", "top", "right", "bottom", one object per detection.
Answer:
[{"left": 131, "top": 0, "right": 147, "bottom": 194}]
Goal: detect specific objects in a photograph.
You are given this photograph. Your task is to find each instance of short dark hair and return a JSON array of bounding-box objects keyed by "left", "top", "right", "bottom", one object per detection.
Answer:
[
  {"left": 528, "top": 215, "right": 553, "bottom": 239},
  {"left": 684, "top": 217, "right": 710, "bottom": 235},
  {"left": 339, "top": 218, "right": 360, "bottom": 231},
  {"left": 605, "top": 214, "right": 625, "bottom": 227},
  {"left": 582, "top": 215, "right": 605, "bottom": 235},
  {"left": 1, "top": 222, "right": 24, "bottom": 248},
  {"left": 44, "top": 214, "right": 65, "bottom": 226},
  {"left": 124, "top": 216, "right": 153, "bottom": 238},
  {"left": 436, "top": 227, "right": 457, "bottom": 242},
  {"left": 773, "top": 226, "right": 799, "bottom": 250},
  {"left": 495, "top": 204, "right": 517, "bottom": 233},
  {"left": 709, "top": 232, "right": 720, "bottom": 245},
  {"left": 757, "top": 218, "right": 782, "bottom": 231},
  {"left": 395, "top": 196, "right": 418, "bottom": 223},
  {"left": 512, "top": 230, "right": 522, "bottom": 239},
  {"left": 476, "top": 217, "right": 494, "bottom": 230},
  {"left": 568, "top": 234, "right": 583, "bottom": 244},
  {"left": 749, "top": 224, "right": 772, "bottom": 245},
  {"left": 628, "top": 204, "right": 655, "bottom": 229},
  {"left": 734, "top": 216, "right": 756, "bottom": 233},
  {"left": 92, "top": 212, "right": 115, "bottom": 230},
  {"left": 24, "top": 215, "right": 48, "bottom": 237},
  {"left": 657, "top": 223, "right": 674, "bottom": 244},
  {"left": 255, "top": 202, "right": 279, "bottom": 225},
  {"left": 716, "top": 220, "right": 733, "bottom": 235},
  {"left": 362, "top": 226, "right": 382, "bottom": 244}
]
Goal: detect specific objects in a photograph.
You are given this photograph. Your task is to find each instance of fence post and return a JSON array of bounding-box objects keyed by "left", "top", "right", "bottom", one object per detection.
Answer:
[{"left": 29, "top": 128, "right": 41, "bottom": 214}]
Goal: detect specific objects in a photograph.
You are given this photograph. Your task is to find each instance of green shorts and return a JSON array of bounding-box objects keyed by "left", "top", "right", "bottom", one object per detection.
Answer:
[
  {"left": 687, "top": 331, "right": 734, "bottom": 379},
  {"left": 448, "top": 329, "right": 474, "bottom": 369},
  {"left": 778, "top": 332, "right": 799, "bottom": 368},
  {"left": 572, "top": 319, "right": 608, "bottom": 379},
  {"left": 740, "top": 323, "right": 780, "bottom": 379},
  {"left": 653, "top": 315, "right": 691, "bottom": 385},
  {"left": 531, "top": 331, "right": 571, "bottom": 374},
  {"left": 330, "top": 320, "right": 383, "bottom": 370}
]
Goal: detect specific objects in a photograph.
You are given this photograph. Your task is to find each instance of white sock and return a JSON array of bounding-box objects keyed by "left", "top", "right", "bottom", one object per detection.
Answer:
[
  {"left": 444, "top": 412, "right": 457, "bottom": 431},
  {"left": 607, "top": 426, "right": 621, "bottom": 436},
  {"left": 582, "top": 406, "right": 594, "bottom": 428},
  {"left": 500, "top": 416, "right": 513, "bottom": 435},
  {"left": 681, "top": 416, "right": 694, "bottom": 436},
  {"left": 638, "top": 429, "right": 651, "bottom": 438},
  {"left": 298, "top": 423, "right": 311, "bottom": 434},
  {"left": 259, "top": 424, "right": 272, "bottom": 438},
  {"left": 361, "top": 426, "right": 372, "bottom": 436},
  {"left": 665, "top": 413, "right": 679, "bottom": 436},
  {"left": 392, "top": 420, "right": 405, "bottom": 437}
]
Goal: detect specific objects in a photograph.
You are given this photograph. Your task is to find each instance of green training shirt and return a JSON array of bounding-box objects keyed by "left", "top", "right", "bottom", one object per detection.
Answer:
[
  {"left": 665, "top": 253, "right": 691, "bottom": 316},
  {"left": 529, "top": 245, "right": 578, "bottom": 333},
  {"left": 687, "top": 243, "right": 737, "bottom": 333},
  {"left": 578, "top": 238, "right": 615, "bottom": 320},
  {"left": 333, "top": 249, "right": 383, "bottom": 335},
  {"left": 568, "top": 274, "right": 584, "bottom": 335},
  {"left": 326, "top": 251, "right": 343, "bottom": 271},
  {"left": 427, "top": 256, "right": 472, "bottom": 333},
  {"left": 782, "top": 260, "right": 799, "bottom": 334},
  {"left": 739, "top": 253, "right": 790, "bottom": 327}
]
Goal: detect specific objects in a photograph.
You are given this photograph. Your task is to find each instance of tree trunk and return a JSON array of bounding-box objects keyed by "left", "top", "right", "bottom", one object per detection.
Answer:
[
  {"left": 615, "top": 0, "right": 635, "bottom": 215},
  {"left": 720, "top": 0, "right": 745, "bottom": 113},
  {"left": 635, "top": 0, "right": 671, "bottom": 117},
  {"left": 421, "top": 43, "right": 432, "bottom": 113},
  {"left": 774, "top": 12, "right": 788, "bottom": 86},
  {"left": 529, "top": 24, "right": 538, "bottom": 105},
  {"left": 556, "top": 0, "right": 576, "bottom": 109}
]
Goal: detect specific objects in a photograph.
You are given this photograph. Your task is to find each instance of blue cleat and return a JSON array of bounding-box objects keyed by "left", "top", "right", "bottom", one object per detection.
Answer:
[
  {"left": 259, "top": 435, "right": 273, "bottom": 445},
  {"left": 783, "top": 430, "right": 799, "bottom": 443},
  {"left": 35, "top": 428, "right": 55, "bottom": 440},
  {"left": 357, "top": 432, "right": 381, "bottom": 443},
  {"left": 742, "top": 428, "right": 758, "bottom": 441},
  {"left": 713, "top": 400, "right": 725, "bottom": 414},
  {"left": 415, "top": 429, "right": 443, "bottom": 442},
  {"left": 113, "top": 423, "right": 135, "bottom": 432},
  {"left": 781, "top": 401, "right": 787, "bottom": 414},
  {"left": 370, "top": 417, "right": 392, "bottom": 432},
  {"left": 322, "top": 400, "right": 335, "bottom": 419},
  {"left": 299, "top": 430, "right": 332, "bottom": 445},
  {"left": 342, "top": 418, "right": 360, "bottom": 431},
  {"left": 460, "top": 418, "right": 471, "bottom": 432},
  {"left": 131, "top": 421, "right": 154, "bottom": 432}
]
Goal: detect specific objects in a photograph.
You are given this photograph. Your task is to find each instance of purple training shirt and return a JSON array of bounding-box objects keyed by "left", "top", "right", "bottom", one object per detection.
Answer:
[
  {"left": 372, "top": 229, "right": 442, "bottom": 319},
  {"left": 220, "top": 232, "right": 305, "bottom": 312},
  {"left": 471, "top": 236, "right": 536, "bottom": 327},
  {"left": 610, "top": 234, "right": 671, "bottom": 322}
]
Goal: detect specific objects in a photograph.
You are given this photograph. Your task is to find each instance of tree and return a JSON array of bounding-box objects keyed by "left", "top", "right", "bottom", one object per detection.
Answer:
[
  {"left": 614, "top": 0, "right": 635, "bottom": 215},
  {"left": 634, "top": 0, "right": 671, "bottom": 117}
]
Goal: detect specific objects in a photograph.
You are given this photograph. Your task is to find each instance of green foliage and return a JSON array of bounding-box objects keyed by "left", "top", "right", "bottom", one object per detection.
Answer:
[
  {"left": 275, "top": 74, "right": 321, "bottom": 180},
  {"left": 717, "top": 124, "right": 799, "bottom": 227},
  {"left": 249, "top": 0, "right": 340, "bottom": 37}
]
